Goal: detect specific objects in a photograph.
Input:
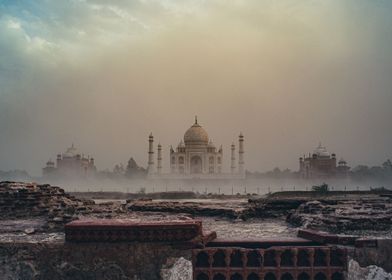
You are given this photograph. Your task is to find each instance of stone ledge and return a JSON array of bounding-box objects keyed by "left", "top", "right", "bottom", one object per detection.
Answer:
[
  {"left": 298, "top": 229, "right": 357, "bottom": 246},
  {"left": 65, "top": 219, "right": 212, "bottom": 244}
]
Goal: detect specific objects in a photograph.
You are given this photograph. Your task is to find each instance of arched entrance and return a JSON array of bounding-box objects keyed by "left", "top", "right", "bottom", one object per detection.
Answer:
[{"left": 191, "top": 156, "right": 202, "bottom": 174}]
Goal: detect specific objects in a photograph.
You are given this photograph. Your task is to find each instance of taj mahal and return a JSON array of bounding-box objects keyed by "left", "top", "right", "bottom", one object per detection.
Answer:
[{"left": 147, "top": 117, "right": 245, "bottom": 180}]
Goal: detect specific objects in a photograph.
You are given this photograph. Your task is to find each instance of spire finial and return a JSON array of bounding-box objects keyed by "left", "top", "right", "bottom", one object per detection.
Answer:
[{"left": 195, "top": 115, "right": 198, "bottom": 124}]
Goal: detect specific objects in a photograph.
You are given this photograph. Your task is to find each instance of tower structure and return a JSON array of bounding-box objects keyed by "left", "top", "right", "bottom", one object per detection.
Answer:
[
  {"left": 231, "top": 143, "right": 236, "bottom": 174},
  {"left": 147, "top": 133, "right": 155, "bottom": 175},
  {"left": 238, "top": 133, "right": 245, "bottom": 175},
  {"left": 157, "top": 143, "right": 162, "bottom": 175}
]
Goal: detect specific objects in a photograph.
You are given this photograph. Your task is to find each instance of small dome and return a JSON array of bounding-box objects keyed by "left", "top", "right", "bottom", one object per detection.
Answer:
[
  {"left": 208, "top": 140, "right": 215, "bottom": 148},
  {"left": 184, "top": 119, "right": 209, "bottom": 144}
]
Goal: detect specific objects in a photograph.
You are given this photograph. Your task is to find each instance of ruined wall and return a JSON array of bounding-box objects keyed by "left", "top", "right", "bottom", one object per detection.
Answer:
[{"left": 0, "top": 241, "right": 190, "bottom": 280}]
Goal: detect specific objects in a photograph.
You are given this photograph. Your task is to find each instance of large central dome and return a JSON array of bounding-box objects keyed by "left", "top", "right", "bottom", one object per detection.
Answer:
[
  {"left": 314, "top": 143, "right": 330, "bottom": 157},
  {"left": 184, "top": 118, "right": 209, "bottom": 144}
]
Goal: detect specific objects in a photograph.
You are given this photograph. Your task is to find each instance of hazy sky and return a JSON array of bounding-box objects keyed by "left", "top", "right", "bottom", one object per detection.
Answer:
[{"left": 1, "top": 0, "right": 392, "bottom": 176}]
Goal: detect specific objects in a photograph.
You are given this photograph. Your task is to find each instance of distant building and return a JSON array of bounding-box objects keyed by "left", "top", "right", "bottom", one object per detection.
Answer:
[
  {"left": 147, "top": 117, "right": 245, "bottom": 179},
  {"left": 336, "top": 158, "right": 350, "bottom": 176},
  {"left": 43, "top": 144, "right": 96, "bottom": 179},
  {"left": 113, "top": 163, "right": 125, "bottom": 175},
  {"left": 299, "top": 143, "right": 349, "bottom": 179},
  {"left": 125, "top": 157, "right": 146, "bottom": 178}
]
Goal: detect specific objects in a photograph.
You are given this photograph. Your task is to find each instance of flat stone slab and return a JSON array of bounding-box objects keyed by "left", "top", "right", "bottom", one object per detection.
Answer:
[{"left": 65, "top": 219, "right": 204, "bottom": 243}]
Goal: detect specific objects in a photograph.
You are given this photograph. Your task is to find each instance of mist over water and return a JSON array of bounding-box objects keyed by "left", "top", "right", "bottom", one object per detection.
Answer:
[{"left": 39, "top": 178, "right": 382, "bottom": 194}]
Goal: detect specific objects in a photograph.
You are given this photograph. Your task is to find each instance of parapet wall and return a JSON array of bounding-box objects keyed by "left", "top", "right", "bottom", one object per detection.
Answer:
[{"left": 193, "top": 246, "right": 347, "bottom": 280}]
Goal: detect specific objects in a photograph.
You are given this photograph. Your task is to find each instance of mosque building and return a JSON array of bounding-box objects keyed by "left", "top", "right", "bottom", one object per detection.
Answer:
[
  {"left": 147, "top": 117, "right": 245, "bottom": 179},
  {"left": 299, "top": 143, "right": 350, "bottom": 179},
  {"left": 43, "top": 144, "right": 96, "bottom": 178}
]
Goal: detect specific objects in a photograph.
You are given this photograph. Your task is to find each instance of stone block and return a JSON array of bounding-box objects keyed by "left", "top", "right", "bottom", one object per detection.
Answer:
[{"left": 65, "top": 219, "right": 204, "bottom": 243}]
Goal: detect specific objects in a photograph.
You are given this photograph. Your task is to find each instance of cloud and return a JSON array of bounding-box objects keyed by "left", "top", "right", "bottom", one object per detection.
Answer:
[{"left": 0, "top": 0, "right": 392, "bottom": 175}]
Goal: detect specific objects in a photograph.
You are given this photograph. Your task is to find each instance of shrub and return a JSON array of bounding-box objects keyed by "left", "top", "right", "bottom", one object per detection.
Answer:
[{"left": 312, "top": 183, "right": 329, "bottom": 192}]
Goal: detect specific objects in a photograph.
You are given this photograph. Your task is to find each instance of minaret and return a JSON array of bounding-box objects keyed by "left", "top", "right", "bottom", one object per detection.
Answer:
[
  {"left": 231, "top": 142, "right": 236, "bottom": 174},
  {"left": 238, "top": 133, "right": 245, "bottom": 175},
  {"left": 157, "top": 143, "right": 162, "bottom": 175},
  {"left": 147, "top": 133, "right": 155, "bottom": 175}
]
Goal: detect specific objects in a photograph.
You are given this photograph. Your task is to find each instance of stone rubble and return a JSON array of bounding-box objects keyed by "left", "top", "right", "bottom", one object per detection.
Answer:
[
  {"left": 286, "top": 197, "right": 392, "bottom": 232},
  {"left": 127, "top": 199, "right": 248, "bottom": 219},
  {"left": 4, "top": 181, "right": 392, "bottom": 233},
  {"left": 0, "top": 181, "right": 94, "bottom": 231},
  {"left": 160, "top": 257, "right": 192, "bottom": 280},
  {"left": 247, "top": 197, "right": 308, "bottom": 218},
  {"left": 348, "top": 259, "right": 392, "bottom": 280}
]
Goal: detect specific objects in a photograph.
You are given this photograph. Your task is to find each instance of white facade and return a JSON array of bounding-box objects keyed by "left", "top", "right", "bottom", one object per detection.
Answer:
[{"left": 147, "top": 117, "right": 245, "bottom": 179}]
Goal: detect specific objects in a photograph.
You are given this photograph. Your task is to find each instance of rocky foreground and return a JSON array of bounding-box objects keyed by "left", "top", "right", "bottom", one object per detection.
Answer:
[
  {"left": 0, "top": 181, "right": 95, "bottom": 231},
  {"left": 0, "top": 181, "right": 137, "bottom": 239},
  {"left": 127, "top": 191, "right": 392, "bottom": 234},
  {"left": 2, "top": 181, "right": 392, "bottom": 236},
  {"left": 1, "top": 181, "right": 392, "bottom": 279},
  {"left": 287, "top": 197, "right": 392, "bottom": 232},
  {"left": 248, "top": 192, "right": 392, "bottom": 233}
]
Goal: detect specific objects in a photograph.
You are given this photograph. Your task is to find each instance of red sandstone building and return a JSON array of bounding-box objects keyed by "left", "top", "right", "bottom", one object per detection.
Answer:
[
  {"left": 299, "top": 143, "right": 349, "bottom": 179},
  {"left": 43, "top": 144, "right": 96, "bottom": 179}
]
